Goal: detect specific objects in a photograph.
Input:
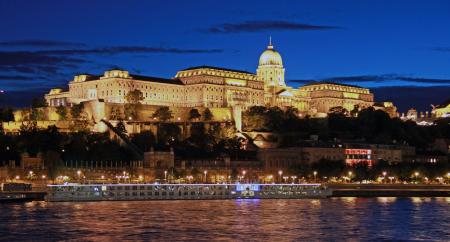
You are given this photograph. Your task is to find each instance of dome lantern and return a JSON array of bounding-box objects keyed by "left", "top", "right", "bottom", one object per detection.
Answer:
[{"left": 258, "top": 37, "right": 283, "bottom": 66}]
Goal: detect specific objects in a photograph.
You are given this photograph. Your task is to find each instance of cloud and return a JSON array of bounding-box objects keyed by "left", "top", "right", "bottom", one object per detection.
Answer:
[
  {"left": 372, "top": 85, "right": 450, "bottom": 112},
  {"left": 0, "top": 88, "right": 49, "bottom": 108},
  {"left": 0, "top": 51, "right": 86, "bottom": 66},
  {"left": 322, "top": 74, "right": 450, "bottom": 85},
  {"left": 430, "top": 47, "right": 450, "bottom": 52},
  {"left": 36, "top": 46, "right": 224, "bottom": 55},
  {"left": 0, "top": 75, "right": 36, "bottom": 80},
  {"left": 0, "top": 39, "right": 87, "bottom": 48},
  {"left": 203, "top": 20, "right": 342, "bottom": 33}
]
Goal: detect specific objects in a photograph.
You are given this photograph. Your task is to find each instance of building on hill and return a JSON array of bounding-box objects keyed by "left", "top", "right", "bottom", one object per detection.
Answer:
[
  {"left": 373, "top": 102, "right": 398, "bottom": 118},
  {"left": 432, "top": 99, "right": 450, "bottom": 118},
  {"left": 43, "top": 38, "right": 376, "bottom": 124}
]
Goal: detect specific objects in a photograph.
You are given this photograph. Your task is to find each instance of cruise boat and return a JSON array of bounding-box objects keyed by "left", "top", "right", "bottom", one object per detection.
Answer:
[{"left": 47, "top": 183, "right": 332, "bottom": 202}]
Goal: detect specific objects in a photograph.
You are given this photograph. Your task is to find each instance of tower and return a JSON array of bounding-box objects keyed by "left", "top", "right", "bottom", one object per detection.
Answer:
[{"left": 256, "top": 37, "right": 286, "bottom": 87}]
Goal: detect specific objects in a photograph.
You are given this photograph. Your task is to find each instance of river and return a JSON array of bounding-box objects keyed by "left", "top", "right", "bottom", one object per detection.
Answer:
[{"left": 0, "top": 197, "right": 449, "bottom": 241}]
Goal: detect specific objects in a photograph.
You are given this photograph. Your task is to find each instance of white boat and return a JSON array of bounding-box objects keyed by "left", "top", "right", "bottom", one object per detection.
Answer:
[{"left": 46, "top": 183, "right": 332, "bottom": 202}]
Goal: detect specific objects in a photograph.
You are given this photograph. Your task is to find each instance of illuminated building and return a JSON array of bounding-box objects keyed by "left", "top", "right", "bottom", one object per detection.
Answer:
[
  {"left": 44, "top": 38, "right": 375, "bottom": 120},
  {"left": 432, "top": 99, "right": 450, "bottom": 118},
  {"left": 345, "top": 148, "right": 372, "bottom": 166},
  {"left": 372, "top": 102, "right": 398, "bottom": 118}
]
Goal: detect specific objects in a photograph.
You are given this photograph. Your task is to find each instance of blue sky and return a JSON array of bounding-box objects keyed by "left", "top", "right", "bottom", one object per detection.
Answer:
[{"left": 0, "top": 0, "right": 449, "bottom": 111}]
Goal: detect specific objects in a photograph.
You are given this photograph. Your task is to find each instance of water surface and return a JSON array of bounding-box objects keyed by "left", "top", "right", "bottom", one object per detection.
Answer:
[{"left": 0, "top": 198, "right": 449, "bottom": 241}]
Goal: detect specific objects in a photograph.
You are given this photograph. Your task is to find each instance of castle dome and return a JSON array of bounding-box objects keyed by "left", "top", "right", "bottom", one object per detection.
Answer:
[{"left": 258, "top": 38, "right": 283, "bottom": 66}]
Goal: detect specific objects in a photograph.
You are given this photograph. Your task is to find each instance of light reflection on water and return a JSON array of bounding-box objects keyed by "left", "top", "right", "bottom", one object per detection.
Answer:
[{"left": 0, "top": 198, "right": 449, "bottom": 241}]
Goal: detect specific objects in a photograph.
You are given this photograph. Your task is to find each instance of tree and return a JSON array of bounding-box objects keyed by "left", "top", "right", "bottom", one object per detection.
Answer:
[
  {"left": 31, "top": 97, "right": 47, "bottom": 108},
  {"left": 55, "top": 106, "right": 67, "bottom": 121},
  {"left": 44, "top": 150, "right": 62, "bottom": 183},
  {"left": 243, "top": 106, "right": 268, "bottom": 131},
  {"left": 350, "top": 104, "right": 360, "bottom": 117},
  {"left": 109, "top": 106, "right": 123, "bottom": 120},
  {"left": 157, "top": 123, "right": 181, "bottom": 145},
  {"left": 328, "top": 106, "right": 349, "bottom": 116},
  {"left": 0, "top": 107, "right": 14, "bottom": 122},
  {"left": 70, "top": 103, "right": 84, "bottom": 120},
  {"left": 188, "top": 108, "right": 201, "bottom": 121},
  {"left": 203, "top": 108, "right": 213, "bottom": 121},
  {"left": 131, "top": 131, "right": 156, "bottom": 152},
  {"left": 30, "top": 108, "right": 45, "bottom": 121},
  {"left": 125, "top": 89, "right": 144, "bottom": 104},
  {"left": 116, "top": 120, "right": 127, "bottom": 135},
  {"left": 124, "top": 89, "right": 144, "bottom": 120},
  {"left": 152, "top": 106, "right": 173, "bottom": 122}
]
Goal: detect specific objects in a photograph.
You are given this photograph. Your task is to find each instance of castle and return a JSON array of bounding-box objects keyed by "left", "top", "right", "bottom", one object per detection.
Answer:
[{"left": 43, "top": 39, "right": 374, "bottom": 125}]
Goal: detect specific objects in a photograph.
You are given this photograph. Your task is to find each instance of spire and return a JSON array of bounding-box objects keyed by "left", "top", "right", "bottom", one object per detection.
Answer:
[{"left": 268, "top": 36, "right": 273, "bottom": 49}]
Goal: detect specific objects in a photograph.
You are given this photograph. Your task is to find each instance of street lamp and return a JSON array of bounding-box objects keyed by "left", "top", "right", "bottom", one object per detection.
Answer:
[
  {"left": 413, "top": 172, "right": 420, "bottom": 183},
  {"left": 278, "top": 170, "right": 283, "bottom": 183},
  {"left": 164, "top": 170, "right": 168, "bottom": 182},
  {"left": 77, "top": 170, "right": 81, "bottom": 181},
  {"left": 204, "top": 170, "right": 208, "bottom": 183},
  {"left": 242, "top": 170, "right": 246, "bottom": 183},
  {"left": 291, "top": 176, "right": 297, "bottom": 184},
  {"left": 382, "top": 171, "right": 387, "bottom": 183},
  {"left": 348, "top": 171, "right": 353, "bottom": 182},
  {"left": 388, "top": 176, "right": 395, "bottom": 183},
  {"left": 313, "top": 171, "right": 318, "bottom": 182}
]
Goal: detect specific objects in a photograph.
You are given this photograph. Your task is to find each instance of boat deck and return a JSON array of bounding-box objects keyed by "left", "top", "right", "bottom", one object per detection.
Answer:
[{"left": 47, "top": 183, "right": 332, "bottom": 201}]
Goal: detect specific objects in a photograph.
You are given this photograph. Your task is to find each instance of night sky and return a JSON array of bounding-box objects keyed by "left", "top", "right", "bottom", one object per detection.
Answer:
[{"left": 1, "top": 0, "right": 450, "bottom": 112}]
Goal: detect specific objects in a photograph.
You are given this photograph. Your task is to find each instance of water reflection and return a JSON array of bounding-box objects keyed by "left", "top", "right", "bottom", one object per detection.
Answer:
[{"left": 0, "top": 198, "right": 448, "bottom": 241}]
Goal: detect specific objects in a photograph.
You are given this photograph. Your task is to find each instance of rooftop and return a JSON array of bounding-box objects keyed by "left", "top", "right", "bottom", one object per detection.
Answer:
[
  {"left": 181, "top": 65, "right": 254, "bottom": 75},
  {"left": 130, "top": 74, "right": 183, "bottom": 85},
  {"left": 301, "top": 81, "right": 365, "bottom": 89}
]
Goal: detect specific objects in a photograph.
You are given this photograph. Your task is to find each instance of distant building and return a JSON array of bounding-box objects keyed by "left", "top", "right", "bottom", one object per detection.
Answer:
[
  {"left": 373, "top": 102, "right": 398, "bottom": 118},
  {"left": 256, "top": 142, "right": 416, "bottom": 171},
  {"left": 432, "top": 99, "right": 450, "bottom": 118}
]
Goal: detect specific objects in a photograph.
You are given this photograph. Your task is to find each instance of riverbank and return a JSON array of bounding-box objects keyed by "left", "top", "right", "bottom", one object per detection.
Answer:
[{"left": 328, "top": 184, "right": 450, "bottom": 197}]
